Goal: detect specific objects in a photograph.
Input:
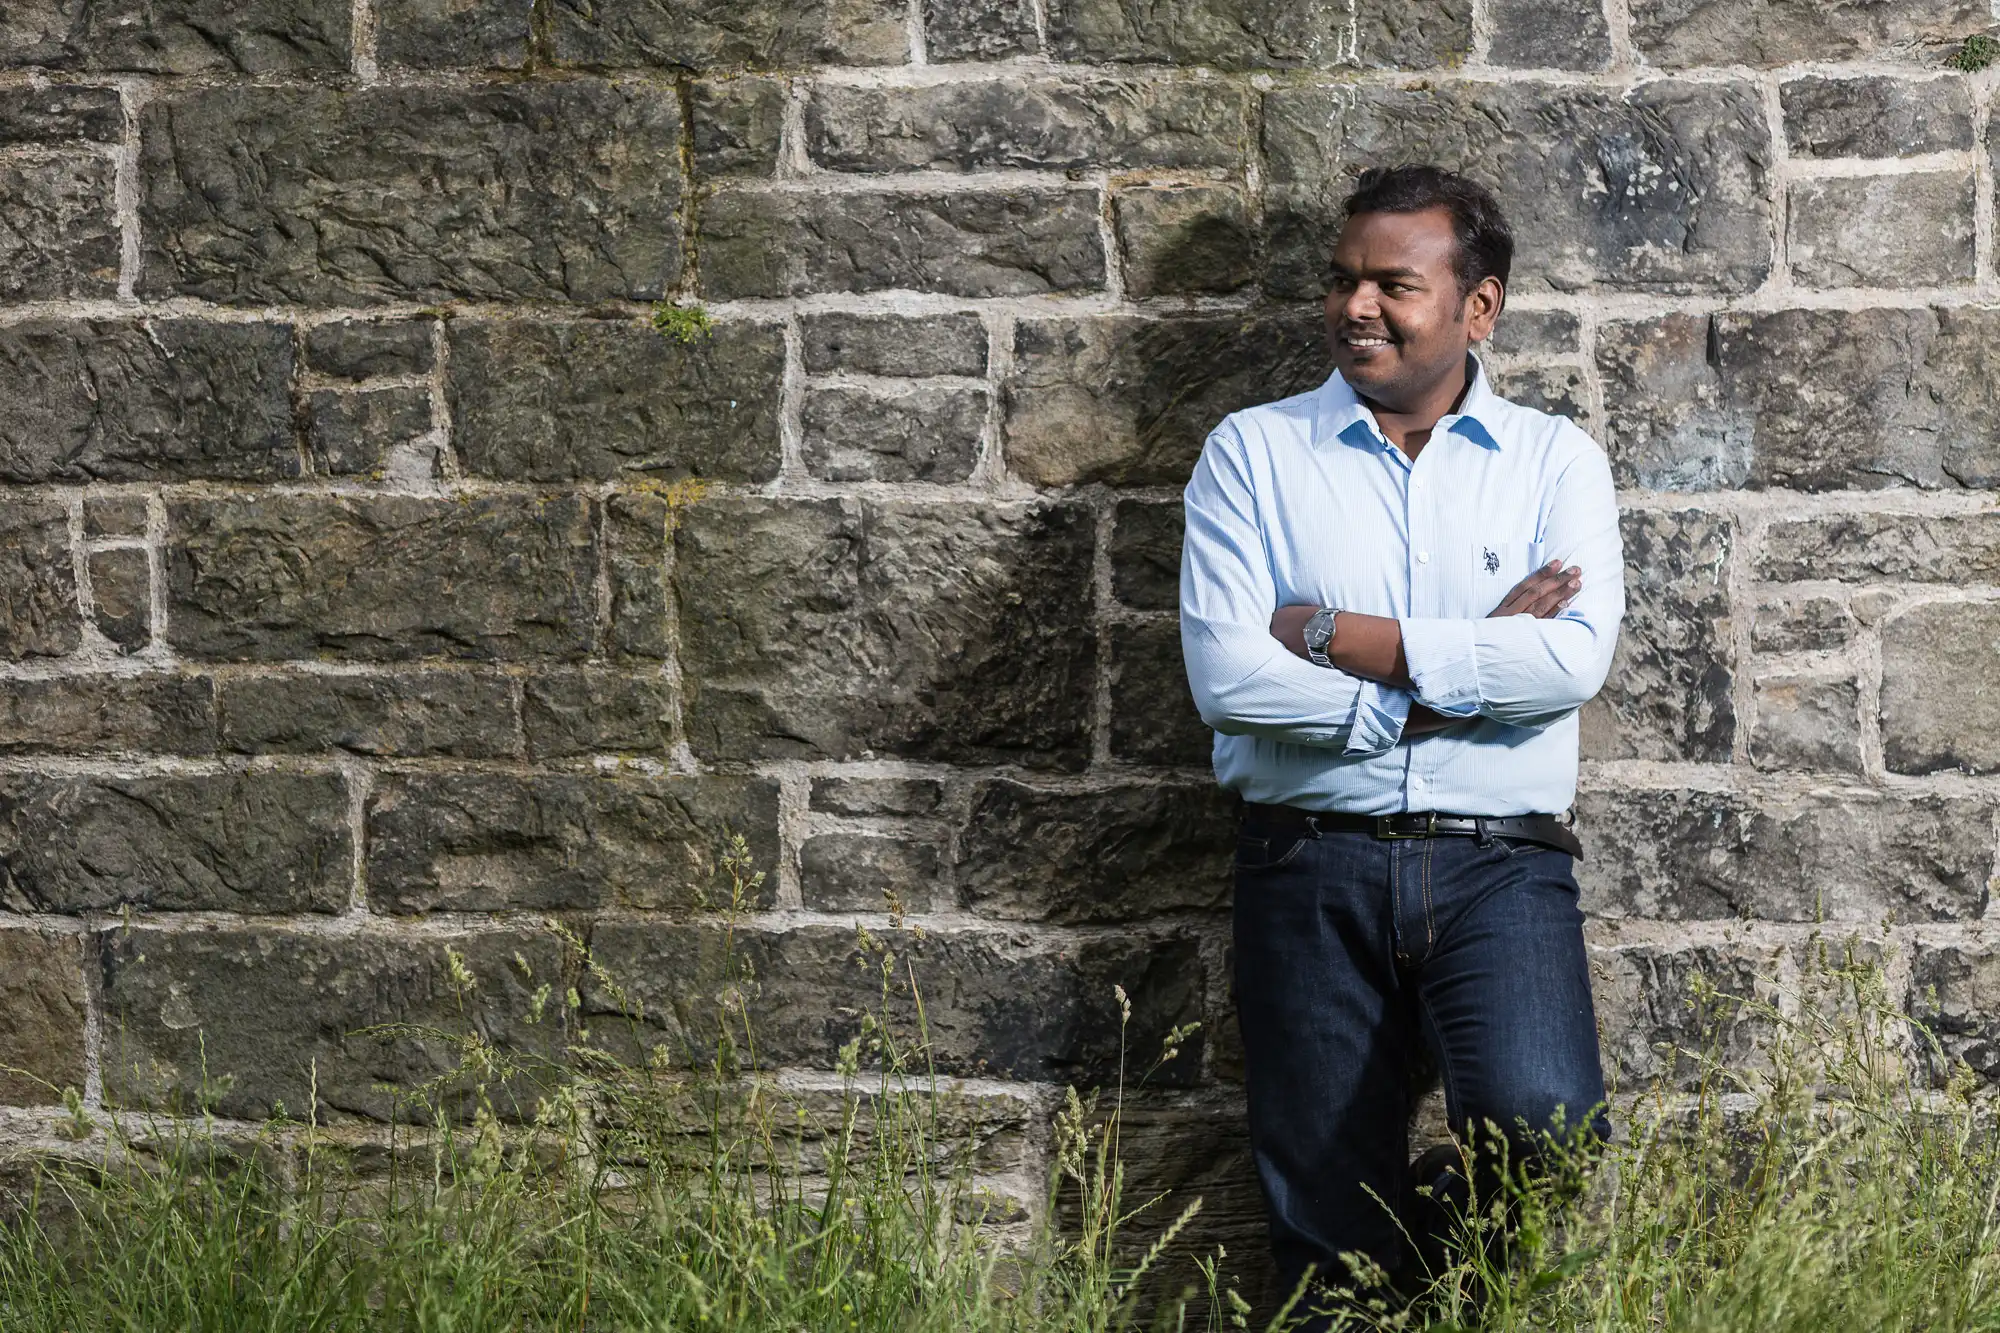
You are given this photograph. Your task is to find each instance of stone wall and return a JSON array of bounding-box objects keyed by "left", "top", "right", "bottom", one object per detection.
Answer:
[{"left": 3, "top": 0, "right": 2000, "bottom": 1283}]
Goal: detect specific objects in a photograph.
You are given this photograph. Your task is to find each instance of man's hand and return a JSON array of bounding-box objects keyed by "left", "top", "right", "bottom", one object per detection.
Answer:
[
  {"left": 1404, "top": 703, "right": 1458, "bottom": 736},
  {"left": 1490, "top": 560, "right": 1582, "bottom": 619}
]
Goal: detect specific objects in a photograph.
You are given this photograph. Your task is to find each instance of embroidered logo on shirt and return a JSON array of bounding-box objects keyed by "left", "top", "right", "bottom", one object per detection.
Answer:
[{"left": 1483, "top": 547, "right": 1500, "bottom": 574}]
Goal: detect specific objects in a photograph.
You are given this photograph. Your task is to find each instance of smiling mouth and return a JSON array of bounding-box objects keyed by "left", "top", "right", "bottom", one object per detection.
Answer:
[{"left": 1341, "top": 334, "right": 1393, "bottom": 349}]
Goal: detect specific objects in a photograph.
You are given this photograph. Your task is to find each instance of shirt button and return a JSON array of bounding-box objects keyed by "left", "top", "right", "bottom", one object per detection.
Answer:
[{"left": 1417, "top": 551, "right": 1430, "bottom": 564}]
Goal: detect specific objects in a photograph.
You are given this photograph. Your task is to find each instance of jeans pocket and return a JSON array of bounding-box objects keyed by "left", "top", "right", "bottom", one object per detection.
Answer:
[{"left": 1235, "top": 832, "right": 1309, "bottom": 874}]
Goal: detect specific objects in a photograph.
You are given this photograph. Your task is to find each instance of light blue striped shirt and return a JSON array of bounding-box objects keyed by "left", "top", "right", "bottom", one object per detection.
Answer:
[{"left": 1179, "top": 358, "right": 1625, "bottom": 817}]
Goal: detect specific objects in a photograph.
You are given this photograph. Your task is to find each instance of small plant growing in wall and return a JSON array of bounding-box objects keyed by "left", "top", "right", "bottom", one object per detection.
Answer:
[
  {"left": 1947, "top": 33, "right": 2000, "bottom": 71},
  {"left": 651, "top": 300, "right": 716, "bottom": 343}
]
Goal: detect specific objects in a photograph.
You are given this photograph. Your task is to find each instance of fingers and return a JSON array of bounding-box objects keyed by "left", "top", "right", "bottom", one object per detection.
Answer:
[{"left": 1492, "top": 560, "right": 1583, "bottom": 618}]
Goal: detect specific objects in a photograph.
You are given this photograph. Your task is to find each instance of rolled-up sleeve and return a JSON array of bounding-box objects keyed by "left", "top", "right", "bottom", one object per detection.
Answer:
[
  {"left": 1399, "top": 440, "right": 1624, "bottom": 728},
  {"left": 1180, "top": 423, "right": 1411, "bottom": 756}
]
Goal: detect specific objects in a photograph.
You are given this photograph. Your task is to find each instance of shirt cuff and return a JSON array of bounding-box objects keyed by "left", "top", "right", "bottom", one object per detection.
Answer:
[
  {"left": 1400, "top": 617, "right": 1482, "bottom": 716},
  {"left": 1344, "top": 679, "right": 1412, "bottom": 756}
]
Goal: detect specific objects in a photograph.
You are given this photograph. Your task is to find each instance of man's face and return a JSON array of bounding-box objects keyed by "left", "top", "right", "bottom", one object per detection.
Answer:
[{"left": 1324, "top": 207, "right": 1497, "bottom": 410}]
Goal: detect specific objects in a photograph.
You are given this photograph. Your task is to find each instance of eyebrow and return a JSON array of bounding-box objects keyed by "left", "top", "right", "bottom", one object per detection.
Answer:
[{"left": 1327, "top": 263, "right": 1428, "bottom": 280}]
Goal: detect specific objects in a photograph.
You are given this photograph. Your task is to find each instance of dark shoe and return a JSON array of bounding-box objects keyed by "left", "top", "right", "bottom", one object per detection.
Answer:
[{"left": 1405, "top": 1143, "right": 1471, "bottom": 1284}]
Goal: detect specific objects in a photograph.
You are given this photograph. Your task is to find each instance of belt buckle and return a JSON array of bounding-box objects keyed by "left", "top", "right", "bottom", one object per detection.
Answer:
[{"left": 1374, "top": 811, "right": 1436, "bottom": 840}]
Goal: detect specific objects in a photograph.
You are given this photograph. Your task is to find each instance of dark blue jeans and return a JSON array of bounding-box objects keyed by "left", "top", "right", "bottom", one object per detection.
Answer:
[{"left": 1232, "top": 809, "right": 1608, "bottom": 1305}]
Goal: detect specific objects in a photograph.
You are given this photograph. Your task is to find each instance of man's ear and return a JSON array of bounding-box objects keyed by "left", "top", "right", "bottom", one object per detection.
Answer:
[{"left": 1464, "top": 276, "right": 1504, "bottom": 344}]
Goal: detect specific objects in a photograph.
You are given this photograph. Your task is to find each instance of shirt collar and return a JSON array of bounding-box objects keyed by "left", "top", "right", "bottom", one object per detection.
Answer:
[{"left": 1314, "top": 352, "right": 1506, "bottom": 453}]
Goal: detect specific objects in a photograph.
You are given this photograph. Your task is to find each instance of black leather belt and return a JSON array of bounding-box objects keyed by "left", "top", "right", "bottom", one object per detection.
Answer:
[{"left": 1242, "top": 803, "right": 1583, "bottom": 859}]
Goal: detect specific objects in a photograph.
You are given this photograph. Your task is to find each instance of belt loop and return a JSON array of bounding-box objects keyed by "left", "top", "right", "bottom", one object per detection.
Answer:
[
  {"left": 1473, "top": 816, "right": 1492, "bottom": 847},
  {"left": 1304, "top": 813, "right": 1323, "bottom": 839}
]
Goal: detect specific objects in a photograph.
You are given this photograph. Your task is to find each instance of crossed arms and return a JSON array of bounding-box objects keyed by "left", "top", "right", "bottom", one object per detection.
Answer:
[{"left": 1178, "top": 427, "right": 1624, "bottom": 758}]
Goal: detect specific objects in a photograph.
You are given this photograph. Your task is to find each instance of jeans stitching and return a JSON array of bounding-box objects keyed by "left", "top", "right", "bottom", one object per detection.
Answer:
[
  {"left": 1422, "top": 838, "right": 1436, "bottom": 956},
  {"left": 1389, "top": 840, "right": 1406, "bottom": 961},
  {"left": 1235, "top": 833, "right": 1309, "bottom": 874}
]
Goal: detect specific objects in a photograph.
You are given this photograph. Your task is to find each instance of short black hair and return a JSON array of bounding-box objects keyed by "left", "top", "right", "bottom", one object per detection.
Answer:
[{"left": 1340, "top": 165, "right": 1513, "bottom": 300}]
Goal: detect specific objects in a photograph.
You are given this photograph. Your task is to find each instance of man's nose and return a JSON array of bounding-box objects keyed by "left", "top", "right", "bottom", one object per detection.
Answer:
[{"left": 1340, "top": 283, "right": 1382, "bottom": 323}]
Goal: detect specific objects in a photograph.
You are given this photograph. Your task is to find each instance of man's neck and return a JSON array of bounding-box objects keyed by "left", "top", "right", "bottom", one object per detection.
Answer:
[{"left": 1359, "top": 356, "right": 1472, "bottom": 461}]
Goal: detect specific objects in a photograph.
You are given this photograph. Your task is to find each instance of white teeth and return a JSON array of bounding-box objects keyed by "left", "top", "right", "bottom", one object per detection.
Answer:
[{"left": 1345, "top": 337, "right": 1390, "bottom": 347}]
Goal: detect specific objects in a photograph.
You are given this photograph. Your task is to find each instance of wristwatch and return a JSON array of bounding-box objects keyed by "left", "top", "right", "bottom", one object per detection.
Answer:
[{"left": 1302, "top": 606, "right": 1341, "bottom": 667}]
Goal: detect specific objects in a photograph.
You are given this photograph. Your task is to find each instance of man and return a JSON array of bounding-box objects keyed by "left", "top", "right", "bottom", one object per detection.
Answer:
[{"left": 1178, "top": 165, "right": 1623, "bottom": 1311}]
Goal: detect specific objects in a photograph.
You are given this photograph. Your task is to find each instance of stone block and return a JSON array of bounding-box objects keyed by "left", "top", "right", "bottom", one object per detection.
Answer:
[
  {"left": 1750, "top": 591, "right": 1855, "bottom": 653},
  {"left": 0, "top": 673, "right": 214, "bottom": 754},
  {"left": 809, "top": 777, "right": 944, "bottom": 817},
  {"left": 1749, "top": 672, "right": 1863, "bottom": 774},
  {"left": 1599, "top": 308, "right": 2000, "bottom": 491},
  {"left": 1578, "top": 787, "right": 1993, "bottom": 922},
  {"left": 1261, "top": 80, "right": 1771, "bottom": 300},
  {"left": 100, "top": 927, "right": 566, "bottom": 1122},
  {"left": 366, "top": 773, "right": 779, "bottom": 914},
  {"left": 589, "top": 920, "right": 1207, "bottom": 1087},
  {"left": 1109, "top": 619, "right": 1213, "bottom": 768},
  {"left": 925, "top": 0, "right": 1037, "bottom": 59},
  {"left": 307, "top": 387, "right": 431, "bottom": 477},
  {"left": 1881, "top": 601, "right": 2000, "bottom": 775},
  {"left": 1581, "top": 509, "right": 1734, "bottom": 763},
  {"left": 0, "top": 500, "right": 80, "bottom": 660},
  {"left": 304, "top": 319, "right": 435, "bottom": 380},
  {"left": 139, "top": 82, "right": 682, "bottom": 305},
  {"left": 1628, "top": 0, "right": 1988, "bottom": 68},
  {"left": 691, "top": 77, "right": 786, "bottom": 178},
  {"left": 802, "top": 384, "right": 986, "bottom": 483},
  {"left": 1488, "top": 0, "right": 1610, "bottom": 68},
  {"left": 677, "top": 498, "right": 1095, "bottom": 769},
  {"left": 1788, "top": 174, "right": 1974, "bottom": 288},
  {"left": 2, "top": 0, "right": 351, "bottom": 72},
  {"left": 0, "top": 85, "right": 123, "bottom": 144},
  {"left": 166, "top": 494, "right": 598, "bottom": 662},
  {"left": 1113, "top": 184, "right": 1254, "bottom": 298},
  {"left": 0, "top": 772, "right": 350, "bottom": 914},
  {"left": 1004, "top": 312, "right": 1327, "bottom": 486},
  {"left": 0, "top": 931, "right": 86, "bottom": 1106},
  {"left": 1483, "top": 311, "right": 1581, "bottom": 359},
  {"left": 82, "top": 496, "right": 148, "bottom": 538},
  {"left": 1910, "top": 945, "right": 2000, "bottom": 1087},
  {"left": 547, "top": 0, "right": 909, "bottom": 69},
  {"left": 450, "top": 318, "right": 782, "bottom": 484},
  {"left": 1487, "top": 364, "right": 1590, "bottom": 425},
  {"left": 799, "top": 832, "right": 944, "bottom": 911},
  {"left": 87, "top": 547, "right": 150, "bottom": 651},
  {"left": 1781, "top": 75, "right": 1973, "bottom": 158},
  {"left": 1590, "top": 939, "right": 1781, "bottom": 1090},
  {"left": 1045, "top": 0, "right": 1470, "bottom": 69},
  {"left": 955, "top": 780, "right": 1232, "bottom": 922},
  {"left": 375, "top": 0, "right": 532, "bottom": 68},
  {"left": 218, "top": 669, "right": 518, "bottom": 758},
  {"left": 1759, "top": 513, "right": 2000, "bottom": 583},
  {"left": 1112, "top": 500, "right": 1185, "bottom": 611},
  {"left": 806, "top": 77, "right": 1245, "bottom": 173},
  {"left": 699, "top": 187, "right": 1104, "bottom": 298},
  {"left": 0, "top": 157, "right": 117, "bottom": 300},
  {"left": 605, "top": 492, "right": 674, "bottom": 661},
  {"left": 0, "top": 319, "right": 296, "bottom": 483},
  {"left": 1053, "top": 1093, "right": 1270, "bottom": 1302},
  {"left": 800, "top": 313, "right": 989, "bottom": 378},
  {"left": 522, "top": 668, "right": 673, "bottom": 758}
]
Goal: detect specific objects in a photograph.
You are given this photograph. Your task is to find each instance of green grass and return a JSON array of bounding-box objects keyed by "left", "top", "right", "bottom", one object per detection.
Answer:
[
  {"left": 3, "top": 851, "right": 1998, "bottom": 1332},
  {"left": 1342, "top": 939, "right": 2000, "bottom": 1332},
  {"left": 1947, "top": 34, "right": 2000, "bottom": 72}
]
